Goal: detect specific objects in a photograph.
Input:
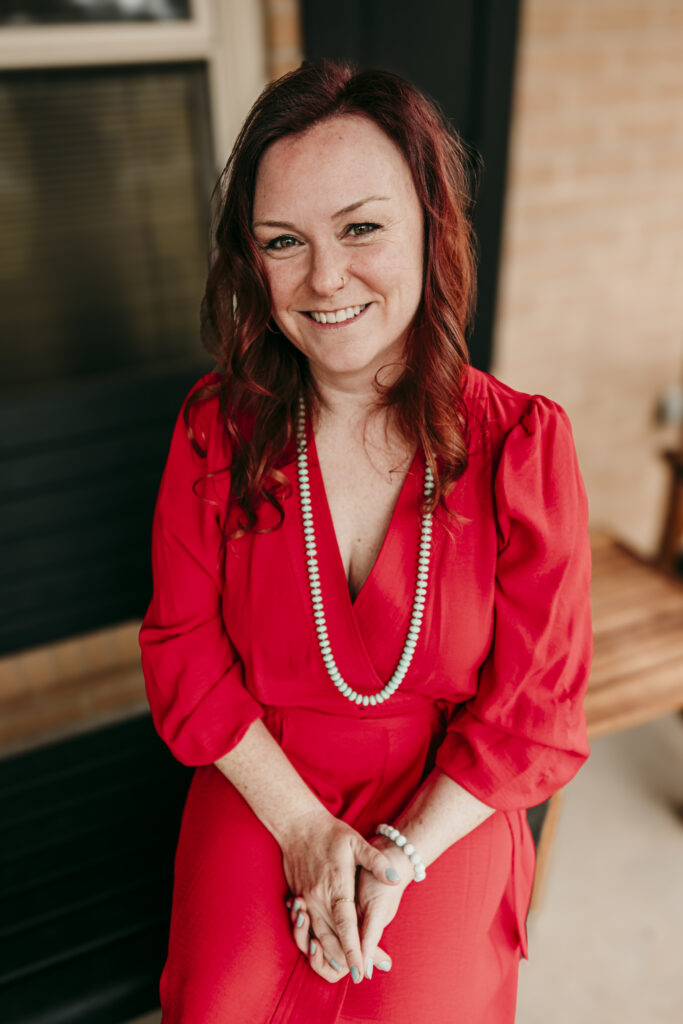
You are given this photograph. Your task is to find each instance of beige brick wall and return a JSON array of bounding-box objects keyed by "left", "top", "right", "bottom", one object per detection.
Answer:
[
  {"left": 263, "top": 0, "right": 303, "bottom": 80},
  {"left": 493, "top": 0, "right": 683, "bottom": 556}
]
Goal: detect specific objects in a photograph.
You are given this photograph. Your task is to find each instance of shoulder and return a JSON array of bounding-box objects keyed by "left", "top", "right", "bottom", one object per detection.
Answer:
[
  {"left": 161, "top": 370, "right": 233, "bottom": 507},
  {"left": 180, "top": 370, "right": 226, "bottom": 448},
  {"left": 182, "top": 369, "right": 224, "bottom": 415},
  {"left": 461, "top": 366, "right": 573, "bottom": 459},
  {"left": 165, "top": 371, "right": 234, "bottom": 497}
]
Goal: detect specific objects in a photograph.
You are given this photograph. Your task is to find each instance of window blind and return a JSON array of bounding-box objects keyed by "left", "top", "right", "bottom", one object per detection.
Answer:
[{"left": 0, "top": 62, "right": 216, "bottom": 654}]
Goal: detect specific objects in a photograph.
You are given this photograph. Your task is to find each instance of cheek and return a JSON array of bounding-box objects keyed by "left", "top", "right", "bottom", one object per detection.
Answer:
[
  {"left": 264, "top": 262, "right": 301, "bottom": 313},
  {"left": 351, "top": 247, "right": 423, "bottom": 302}
]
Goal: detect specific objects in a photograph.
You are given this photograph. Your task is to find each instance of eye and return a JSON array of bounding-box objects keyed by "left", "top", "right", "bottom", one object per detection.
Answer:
[
  {"left": 263, "top": 235, "right": 301, "bottom": 251},
  {"left": 346, "top": 222, "right": 381, "bottom": 238}
]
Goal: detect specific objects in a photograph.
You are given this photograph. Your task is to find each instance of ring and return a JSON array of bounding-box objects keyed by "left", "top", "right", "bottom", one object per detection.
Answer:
[{"left": 331, "top": 897, "right": 355, "bottom": 908}]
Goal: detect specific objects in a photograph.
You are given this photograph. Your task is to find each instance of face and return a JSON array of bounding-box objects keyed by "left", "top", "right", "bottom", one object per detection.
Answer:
[{"left": 252, "top": 115, "right": 424, "bottom": 388}]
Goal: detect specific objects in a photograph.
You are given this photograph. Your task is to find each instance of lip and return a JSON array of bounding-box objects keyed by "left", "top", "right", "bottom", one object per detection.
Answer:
[{"left": 299, "top": 303, "right": 372, "bottom": 329}]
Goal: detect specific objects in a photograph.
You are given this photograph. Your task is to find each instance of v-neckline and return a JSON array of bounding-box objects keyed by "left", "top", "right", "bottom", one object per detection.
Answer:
[{"left": 306, "top": 426, "right": 423, "bottom": 611}]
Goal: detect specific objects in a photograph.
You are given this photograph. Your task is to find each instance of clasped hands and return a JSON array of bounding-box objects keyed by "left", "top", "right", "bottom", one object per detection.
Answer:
[{"left": 281, "top": 810, "right": 413, "bottom": 985}]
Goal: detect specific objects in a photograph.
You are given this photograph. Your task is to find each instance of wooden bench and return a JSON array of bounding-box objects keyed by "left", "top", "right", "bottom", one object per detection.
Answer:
[
  {"left": 586, "top": 531, "right": 683, "bottom": 736},
  {"left": 531, "top": 531, "right": 683, "bottom": 908}
]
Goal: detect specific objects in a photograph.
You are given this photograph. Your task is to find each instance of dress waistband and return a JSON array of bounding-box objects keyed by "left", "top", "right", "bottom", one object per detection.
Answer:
[{"left": 263, "top": 700, "right": 445, "bottom": 738}]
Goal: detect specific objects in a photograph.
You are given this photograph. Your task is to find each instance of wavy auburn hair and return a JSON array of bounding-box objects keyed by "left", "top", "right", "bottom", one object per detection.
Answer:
[{"left": 190, "top": 60, "right": 479, "bottom": 537}]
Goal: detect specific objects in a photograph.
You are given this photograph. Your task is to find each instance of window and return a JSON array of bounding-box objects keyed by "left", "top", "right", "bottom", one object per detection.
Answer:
[
  {"left": 1, "top": 62, "right": 213, "bottom": 390},
  {"left": 0, "top": 0, "right": 191, "bottom": 26},
  {"left": 0, "top": 1, "right": 265, "bottom": 653}
]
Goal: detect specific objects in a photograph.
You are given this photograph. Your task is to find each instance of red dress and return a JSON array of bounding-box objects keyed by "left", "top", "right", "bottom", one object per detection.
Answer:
[{"left": 139, "top": 366, "right": 592, "bottom": 1024}]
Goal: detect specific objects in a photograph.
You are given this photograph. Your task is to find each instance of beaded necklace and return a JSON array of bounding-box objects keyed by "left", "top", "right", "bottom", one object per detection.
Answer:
[{"left": 296, "top": 396, "right": 433, "bottom": 706}]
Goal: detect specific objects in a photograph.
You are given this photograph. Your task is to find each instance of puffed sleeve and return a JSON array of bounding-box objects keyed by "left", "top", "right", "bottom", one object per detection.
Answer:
[
  {"left": 435, "top": 396, "right": 592, "bottom": 811},
  {"left": 138, "top": 379, "right": 264, "bottom": 766}
]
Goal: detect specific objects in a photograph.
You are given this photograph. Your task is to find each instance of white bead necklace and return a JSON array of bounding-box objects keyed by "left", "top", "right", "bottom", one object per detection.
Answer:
[{"left": 296, "top": 396, "right": 434, "bottom": 706}]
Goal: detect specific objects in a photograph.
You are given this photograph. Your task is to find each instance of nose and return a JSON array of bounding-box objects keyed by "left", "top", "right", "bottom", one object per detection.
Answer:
[{"left": 307, "top": 242, "right": 348, "bottom": 298}]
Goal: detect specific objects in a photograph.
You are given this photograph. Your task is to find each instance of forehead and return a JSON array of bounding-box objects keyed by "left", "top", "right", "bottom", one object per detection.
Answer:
[{"left": 253, "top": 115, "right": 418, "bottom": 218}]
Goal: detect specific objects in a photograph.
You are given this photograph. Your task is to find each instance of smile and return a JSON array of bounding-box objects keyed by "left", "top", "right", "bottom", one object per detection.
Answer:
[{"left": 305, "top": 303, "right": 369, "bottom": 325}]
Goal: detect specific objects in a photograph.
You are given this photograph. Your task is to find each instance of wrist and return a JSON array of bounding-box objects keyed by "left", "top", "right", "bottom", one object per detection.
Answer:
[
  {"left": 272, "top": 802, "right": 333, "bottom": 850},
  {"left": 374, "top": 823, "right": 427, "bottom": 883}
]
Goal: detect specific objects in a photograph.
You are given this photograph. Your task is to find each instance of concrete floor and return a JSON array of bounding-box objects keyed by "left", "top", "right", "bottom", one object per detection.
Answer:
[
  {"left": 518, "top": 712, "right": 683, "bottom": 1024},
  {"left": 129, "top": 713, "right": 683, "bottom": 1024}
]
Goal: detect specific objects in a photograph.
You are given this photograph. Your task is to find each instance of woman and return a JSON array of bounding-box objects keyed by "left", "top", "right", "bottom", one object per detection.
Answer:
[{"left": 139, "top": 61, "right": 592, "bottom": 1023}]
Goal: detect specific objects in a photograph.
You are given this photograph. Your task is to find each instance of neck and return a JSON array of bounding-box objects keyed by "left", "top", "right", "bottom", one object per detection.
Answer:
[{"left": 308, "top": 360, "right": 404, "bottom": 425}]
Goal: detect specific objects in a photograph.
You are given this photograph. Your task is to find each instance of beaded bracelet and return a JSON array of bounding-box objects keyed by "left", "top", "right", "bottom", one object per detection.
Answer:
[{"left": 375, "top": 823, "right": 427, "bottom": 882}]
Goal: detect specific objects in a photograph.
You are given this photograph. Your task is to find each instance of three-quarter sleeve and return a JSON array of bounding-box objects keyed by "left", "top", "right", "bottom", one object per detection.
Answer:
[
  {"left": 139, "top": 381, "right": 263, "bottom": 766},
  {"left": 436, "top": 396, "right": 592, "bottom": 811}
]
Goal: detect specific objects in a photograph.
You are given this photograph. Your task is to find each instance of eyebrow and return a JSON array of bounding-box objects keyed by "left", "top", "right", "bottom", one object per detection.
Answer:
[{"left": 252, "top": 195, "right": 391, "bottom": 230}]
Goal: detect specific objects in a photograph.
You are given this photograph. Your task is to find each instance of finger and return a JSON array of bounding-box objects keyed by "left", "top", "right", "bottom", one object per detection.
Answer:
[
  {"left": 359, "top": 905, "right": 387, "bottom": 971},
  {"left": 289, "top": 906, "right": 311, "bottom": 957},
  {"left": 288, "top": 902, "right": 349, "bottom": 985},
  {"left": 286, "top": 895, "right": 306, "bottom": 915},
  {"left": 330, "top": 901, "right": 364, "bottom": 983},
  {"left": 353, "top": 837, "right": 401, "bottom": 885},
  {"left": 287, "top": 907, "right": 348, "bottom": 986},
  {"left": 372, "top": 945, "right": 393, "bottom": 977},
  {"left": 360, "top": 945, "right": 393, "bottom": 980},
  {"left": 288, "top": 896, "right": 307, "bottom": 919},
  {"left": 309, "top": 913, "right": 350, "bottom": 980},
  {"left": 307, "top": 935, "right": 349, "bottom": 984}
]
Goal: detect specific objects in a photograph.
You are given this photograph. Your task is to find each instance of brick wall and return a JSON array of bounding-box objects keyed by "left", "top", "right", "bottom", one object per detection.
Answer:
[
  {"left": 263, "top": 0, "right": 303, "bottom": 80},
  {"left": 493, "top": 0, "right": 683, "bottom": 556}
]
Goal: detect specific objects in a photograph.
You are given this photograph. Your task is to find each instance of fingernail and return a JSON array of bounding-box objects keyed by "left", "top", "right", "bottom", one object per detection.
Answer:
[
  {"left": 293, "top": 898, "right": 301, "bottom": 913},
  {"left": 350, "top": 965, "right": 361, "bottom": 983},
  {"left": 329, "top": 958, "right": 343, "bottom": 972},
  {"left": 309, "top": 939, "right": 317, "bottom": 956},
  {"left": 285, "top": 898, "right": 292, "bottom": 908},
  {"left": 365, "top": 956, "right": 374, "bottom": 980},
  {"left": 376, "top": 960, "right": 391, "bottom": 972},
  {"left": 386, "top": 867, "right": 400, "bottom": 881},
  {"left": 296, "top": 912, "right": 305, "bottom": 928}
]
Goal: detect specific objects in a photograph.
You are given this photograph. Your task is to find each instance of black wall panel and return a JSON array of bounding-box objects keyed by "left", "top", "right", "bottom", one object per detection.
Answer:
[
  {"left": 0, "top": 361, "right": 211, "bottom": 656},
  {"left": 0, "top": 715, "right": 192, "bottom": 1024}
]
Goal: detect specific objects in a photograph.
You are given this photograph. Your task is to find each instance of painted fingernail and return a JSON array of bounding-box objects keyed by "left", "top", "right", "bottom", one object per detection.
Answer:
[
  {"left": 296, "top": 912, "right": 305, "bottom": 928},
  {"left": 329, "top": 958, "right": 343, "bottom": 972},
  {"left": 285, "top": 898, "right": 292, "bottom": 908},
  {"left": 377, "top": 960, "right": 391, "bottom": 972},
  {"left": 293, "top": 898, "right": 301, "bottom": 913},
  {"left": 309, "top": 939, "right": 317, "bottom": 956},
  {"left": 365, "top": 957, "right": 374, "bottom": 980},
  {"left": 386, "top": 867, "right": 400, "bottom": 881},
  {"left": 350, "top": 965, "right": 361, "bottom": 983}
]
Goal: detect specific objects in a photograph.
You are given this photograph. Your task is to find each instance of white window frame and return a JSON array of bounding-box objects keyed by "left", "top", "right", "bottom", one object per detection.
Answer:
[{"left": 0, "top": 0, "right": 267, "bottom": 170}]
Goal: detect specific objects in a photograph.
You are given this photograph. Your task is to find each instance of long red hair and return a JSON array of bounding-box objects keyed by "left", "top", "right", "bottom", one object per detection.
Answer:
[{"left": 189, "top": 60, "right": 478, "bottom": 536}]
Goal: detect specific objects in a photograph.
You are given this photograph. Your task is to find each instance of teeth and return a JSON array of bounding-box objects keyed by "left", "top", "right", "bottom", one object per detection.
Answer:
[{"left": 309, "top": 304, "right": 367, "bottom": 324}]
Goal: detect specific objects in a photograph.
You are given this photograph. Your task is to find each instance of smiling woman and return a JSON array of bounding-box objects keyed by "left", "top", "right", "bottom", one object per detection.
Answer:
[{"left": 139, "top": 60, "right": 593, "bottom": 1024}]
